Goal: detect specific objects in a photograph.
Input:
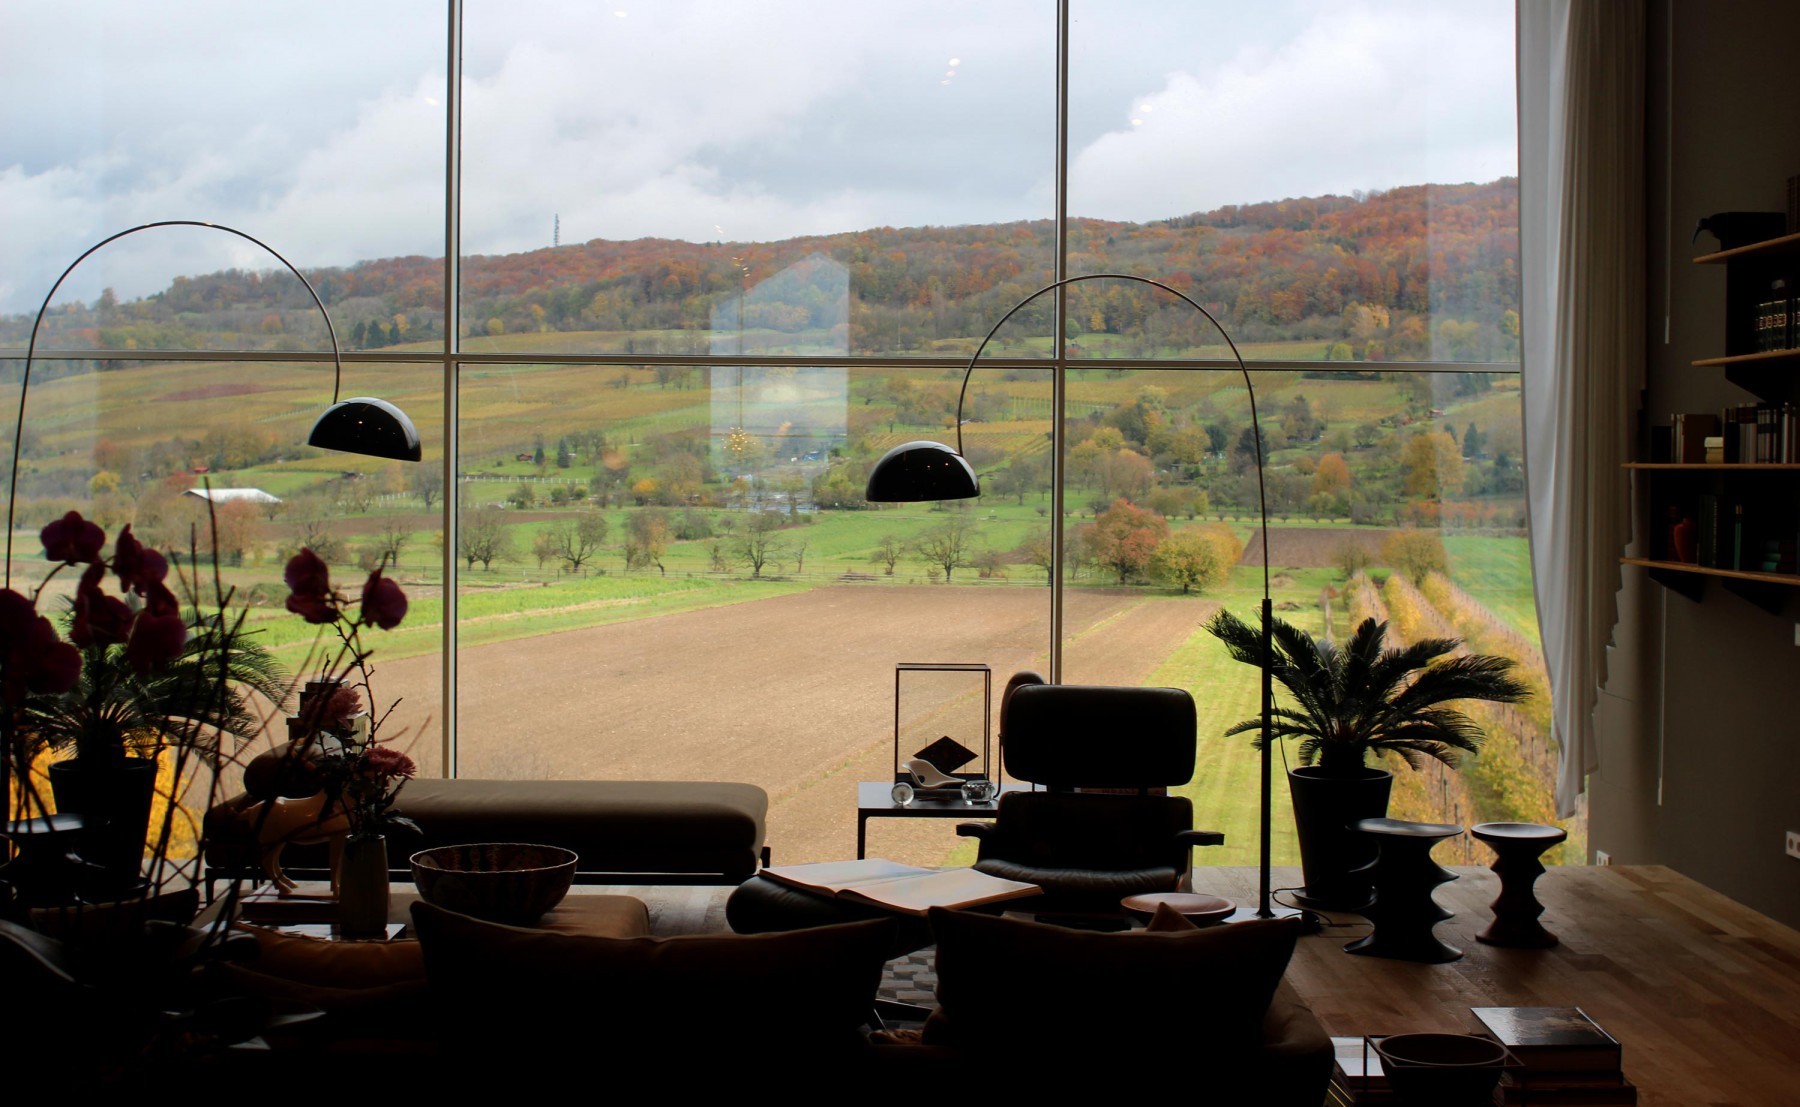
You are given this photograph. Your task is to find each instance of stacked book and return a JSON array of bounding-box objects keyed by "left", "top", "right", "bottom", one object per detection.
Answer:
[
  {"left": 238, "top": 881, "right": 338, "bottom": 924},
  {"left": 1326, "top": 1037, "right": 1395, "bottom": 1106},
  {"left": 1472, "top": 1007, "right": 1637, "bottom": 1105}
]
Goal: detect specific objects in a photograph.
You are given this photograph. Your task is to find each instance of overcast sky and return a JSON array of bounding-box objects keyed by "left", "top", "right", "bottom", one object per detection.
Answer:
[{"left": 0, "top": 0, "right": 1515, "bottom": 316}]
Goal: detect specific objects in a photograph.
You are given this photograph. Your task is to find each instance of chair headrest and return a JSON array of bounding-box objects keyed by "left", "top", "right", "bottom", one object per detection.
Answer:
[{"left": 1002, "top": 684, "right": 1196, "bottom": 788}]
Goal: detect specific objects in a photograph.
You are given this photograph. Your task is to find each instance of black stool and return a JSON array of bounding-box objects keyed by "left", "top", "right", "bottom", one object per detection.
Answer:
[
  {"left": 1345, "top": 817, "right": 1463, "bottom": 964},
  {"left": 1471, "top": 821, "right": 1566, "bottom": 948},
  {"left": 0, "top": 814, "right": 90, "bottom": 911}
]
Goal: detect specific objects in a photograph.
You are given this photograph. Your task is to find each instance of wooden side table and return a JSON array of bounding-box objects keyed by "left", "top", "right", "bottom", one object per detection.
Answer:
[
  {"left": 1471, "top": 821, "right": 1566, "bottom": 948},
  {"left": 1345, "top": 817, "right": 1464, "bottom": 964}
]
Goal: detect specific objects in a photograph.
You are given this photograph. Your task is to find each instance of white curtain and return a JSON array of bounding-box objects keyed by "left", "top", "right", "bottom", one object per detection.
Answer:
[{"left": 1518, "top": 0, "right": 1646, "bottom": 818}]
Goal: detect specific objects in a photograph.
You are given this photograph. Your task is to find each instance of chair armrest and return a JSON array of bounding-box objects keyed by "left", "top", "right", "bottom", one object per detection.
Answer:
[
  {"left": 955, "top": 822, "right": 994, "bottom": 839},
  {"left": 1176, "top": 829, "right": 1225, "bottom": 848}
]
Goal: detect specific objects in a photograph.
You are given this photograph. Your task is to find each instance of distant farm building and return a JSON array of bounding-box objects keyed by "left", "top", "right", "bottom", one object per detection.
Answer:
[{"left": 182, "top": 488, "right": 282, "bottom": 505}]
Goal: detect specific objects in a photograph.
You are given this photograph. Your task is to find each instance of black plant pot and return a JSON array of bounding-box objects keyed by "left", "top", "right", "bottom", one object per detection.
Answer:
[
  {"left": 48, "top": 757, "right": 158, "bottom": 894},
  {"left": 1288, "top": 764, "right": 1393, "bottom": 911}
]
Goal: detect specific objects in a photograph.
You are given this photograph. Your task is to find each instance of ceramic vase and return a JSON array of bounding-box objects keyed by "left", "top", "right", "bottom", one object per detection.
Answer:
[{"left": 337, "top": 833, "right": 390, "bottom": 938}]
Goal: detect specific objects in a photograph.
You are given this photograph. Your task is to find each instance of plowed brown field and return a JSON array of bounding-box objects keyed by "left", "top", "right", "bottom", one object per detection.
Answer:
[{"left": 361, "top": 584, "right": 1213, "bottom": 865}]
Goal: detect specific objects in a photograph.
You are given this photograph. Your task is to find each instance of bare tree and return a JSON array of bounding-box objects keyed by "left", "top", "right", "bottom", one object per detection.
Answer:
[
  {"left": 736, "top": 511, "right": 787, "bottom": 578},
  {"left": 625, "top": 509, "right": 671, "bottom": 574},
  {"left": 340, "top": 475, "right": 377, "bottom": 514},
  {"left": 370, "top": 517, "right": 413, "bottom": 568},
  {"left": 549, "top": 509, "right": 609, "bottom": 572},
  {"left": 409, "top": 467, "right": 444, "bottom": 511},
  {"left": 914, "top": 514, "right": 978, "bottom": 582},
  {"left": 1015, "top": 526, "right": 1054, "bottom": 585},
  {"left": 871, "top": 534, "right": 904, "bottom": 576},
  {"left": 289, "top": 495, "right": 347, "bottom": 563},
  {"left": 459, "top": 507, "right": 516, "bottom": 571}
]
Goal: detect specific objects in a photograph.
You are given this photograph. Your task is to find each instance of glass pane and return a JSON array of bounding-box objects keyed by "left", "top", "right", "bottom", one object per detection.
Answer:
[
  {"left": 1, "top": 354, "right": 445, "bottom": 857},
  {"left": 1055, "top": 368, "right": 1564, "bottom": 864},
  {"left": 0, "top": 1, "right": 446, "bottom": 350},
  {"left": 454, "top": 361, "right": 1051, "bottom": 865},
  {"left": 460, "top": 0, "right": 1054, "bottom": 357},
  {"left": 1067, "top": 0, "right": 1520, "bottom": 365}
]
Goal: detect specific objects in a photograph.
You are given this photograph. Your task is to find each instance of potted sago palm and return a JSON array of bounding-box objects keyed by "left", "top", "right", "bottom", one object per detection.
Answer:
[{"left": 1205, "top": 611, "right": 1528, "bottom": 910}]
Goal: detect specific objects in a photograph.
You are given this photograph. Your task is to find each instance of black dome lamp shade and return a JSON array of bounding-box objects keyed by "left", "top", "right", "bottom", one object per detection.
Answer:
[
  {"left": 308, "top": 397, "right": 422, "bottom": 462},
  {"left": 865, "top": 440, "right": 979, "bottom": 502}
]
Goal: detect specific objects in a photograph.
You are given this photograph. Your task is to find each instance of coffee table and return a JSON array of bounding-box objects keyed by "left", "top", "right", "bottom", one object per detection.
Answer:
[{"left": 856, "top": 780, "right": 1030, "bottom": 859}]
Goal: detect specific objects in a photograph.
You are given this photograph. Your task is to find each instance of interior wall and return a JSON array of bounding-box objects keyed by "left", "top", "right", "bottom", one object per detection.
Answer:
[{"left": 1593, "top": 0, "right": 1800, "bottom": 928}]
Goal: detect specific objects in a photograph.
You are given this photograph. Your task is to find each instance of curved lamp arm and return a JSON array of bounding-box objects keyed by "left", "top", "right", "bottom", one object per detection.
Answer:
[
  {"left": 864, "top": 272, "right": 1269, "bottom": 603},
  {"left": 7, "top": 220, "right": 420, "bottom": 586},
  {"left": 861, "top": 271, "right": 1281, "bottom": 918}
]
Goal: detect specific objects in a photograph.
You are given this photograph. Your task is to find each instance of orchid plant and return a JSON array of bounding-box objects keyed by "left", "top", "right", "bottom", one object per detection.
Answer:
[
  {"left": 2, "top": 508, "right": 290, "bottom": 903},
  {"left": 280, "top": 547, "right": 417, "bottom": 840}
]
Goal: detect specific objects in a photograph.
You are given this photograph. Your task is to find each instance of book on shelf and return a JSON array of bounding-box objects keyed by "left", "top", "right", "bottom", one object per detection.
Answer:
[
  {"left": 1761, "top": 537, "right": 1797, "bottom": 574},
  {"left": 1719, "top": 402, "right": 1800, "bottom": 464},
  {"left": 1671, "top": 412, "right": 1719, "bottom": 463},
  {"left": 757, "top": 858, "right": 1040, "bottom": 915},
  {"left": 1471, "top": 1007, "right": 1622, "bottom": 1076}
]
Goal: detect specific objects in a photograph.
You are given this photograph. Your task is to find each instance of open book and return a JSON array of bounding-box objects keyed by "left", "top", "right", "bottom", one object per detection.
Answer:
[{"left": 760, "top": 858, "right": 1040, "bottom": 916}]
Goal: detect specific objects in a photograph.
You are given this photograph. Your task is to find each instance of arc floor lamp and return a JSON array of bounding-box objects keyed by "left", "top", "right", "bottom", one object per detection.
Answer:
[
  {"left": 864, "top": 272, "right": 1285, "bottom": 920},
  {"left": 5, "top": 220, "right": 421, "bottom": 588}
]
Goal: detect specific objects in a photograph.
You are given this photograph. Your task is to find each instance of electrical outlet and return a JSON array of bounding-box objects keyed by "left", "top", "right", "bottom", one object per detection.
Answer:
[
  {"left": 1595, "top": 850, "right": 1612, "bottom": 866},
  {"left": 1786, "top": 831, "right": 1800, "bottom": 860}
]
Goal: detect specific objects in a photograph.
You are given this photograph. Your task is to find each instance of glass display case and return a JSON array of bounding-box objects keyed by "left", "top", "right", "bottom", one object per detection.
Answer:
[{"left": 893, "top": 662, "right": 993, "bottom": 789}]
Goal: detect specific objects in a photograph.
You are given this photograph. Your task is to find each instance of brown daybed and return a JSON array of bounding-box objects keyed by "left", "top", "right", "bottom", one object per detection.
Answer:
[{"left": 203, "top": 777, "right": 769, "bottom": 894}]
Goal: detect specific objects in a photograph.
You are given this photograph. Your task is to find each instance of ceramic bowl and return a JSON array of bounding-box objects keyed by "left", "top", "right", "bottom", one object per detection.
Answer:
[
  {"left": 1371, "top": 1033, "right": 1508, "bottom": 1106},
  {"left": 410, "top": 842, "right": 578, "bottom": 926}
]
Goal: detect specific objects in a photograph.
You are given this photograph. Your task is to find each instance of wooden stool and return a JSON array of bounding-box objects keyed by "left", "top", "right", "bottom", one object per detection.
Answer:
[
  {"left": 1472, "top": 821, "right": 1566, "bottom": 948},
  {"left": 1345, "top": 817, "right": 1464, "bottom": 963}
]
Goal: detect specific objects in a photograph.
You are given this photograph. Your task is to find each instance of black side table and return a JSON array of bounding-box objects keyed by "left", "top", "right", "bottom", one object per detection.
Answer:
[
  {"left": 855, "top": 781, "right": 1028, "bottom": 859},
  {"left": 1471, "top": 821, "right": 1566, "bottom": 948},
  {"left": 1345, "top": 817, "right": 1464, "bottom": 964}
]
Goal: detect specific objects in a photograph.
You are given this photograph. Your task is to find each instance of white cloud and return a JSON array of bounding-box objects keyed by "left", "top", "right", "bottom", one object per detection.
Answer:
[
  {"left": 1068, "top": 2, "right": 1517, "bottom": 220},
  {"left": 0, "top": 0, "right": 1517, "bottom": 315}
]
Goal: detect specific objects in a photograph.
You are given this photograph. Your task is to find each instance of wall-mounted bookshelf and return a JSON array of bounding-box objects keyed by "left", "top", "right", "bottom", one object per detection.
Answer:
[
  {"left": 1629, "top": 229, "right": 1800, "bottom": 615},
  {"left": 1692, "top": 229, "right": 1800, "bottom": 264}
]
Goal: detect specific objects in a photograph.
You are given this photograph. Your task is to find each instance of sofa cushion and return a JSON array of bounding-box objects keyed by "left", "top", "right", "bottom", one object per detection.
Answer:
[
  {"left": 205, "top": 778, "right": 769, "bottom": 883},
  {"left": 922, "top": 908, "right": 1299, "bottom": 1062},
  {"left": 411, "top": 900, "right": 894, "bottom": 1059}
]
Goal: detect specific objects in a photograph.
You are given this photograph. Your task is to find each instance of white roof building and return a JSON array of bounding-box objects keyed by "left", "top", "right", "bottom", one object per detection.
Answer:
[{"left": 182, "top": 488, "right": 282, "bottom": 505}]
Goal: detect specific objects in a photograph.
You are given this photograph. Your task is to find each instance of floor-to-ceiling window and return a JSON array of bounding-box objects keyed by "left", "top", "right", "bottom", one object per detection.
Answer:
[{"left": 2, "top": 0, "right": 1564, "bottom": 868}]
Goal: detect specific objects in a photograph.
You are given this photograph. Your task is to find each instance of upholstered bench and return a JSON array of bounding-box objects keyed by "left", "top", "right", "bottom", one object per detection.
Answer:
[{"left": 204, "top": 777, "right": 769, "bottom": 895}]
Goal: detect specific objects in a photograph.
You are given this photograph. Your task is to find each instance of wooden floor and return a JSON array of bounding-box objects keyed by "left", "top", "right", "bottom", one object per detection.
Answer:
[
  {"left": 606, "top": 865, "right": 1799, "bottom": 1103},
  {"left": 1199, "top": 864, "right": 1800, "bottom": 1107}
]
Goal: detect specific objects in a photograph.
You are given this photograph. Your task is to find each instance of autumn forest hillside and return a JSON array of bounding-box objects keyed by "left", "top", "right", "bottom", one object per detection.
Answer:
[{"left": 10, "top": 178, "right": 1520, "bottom": 366}]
